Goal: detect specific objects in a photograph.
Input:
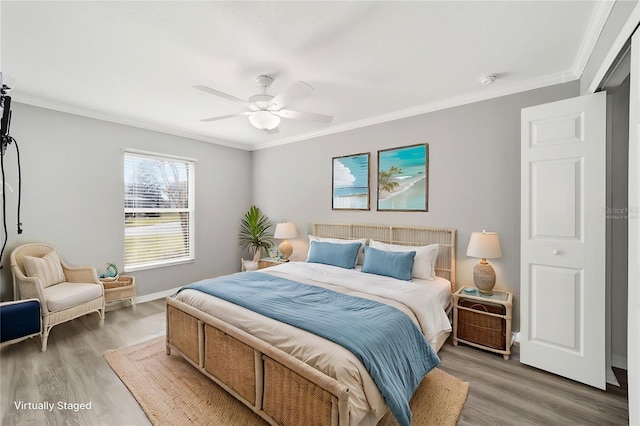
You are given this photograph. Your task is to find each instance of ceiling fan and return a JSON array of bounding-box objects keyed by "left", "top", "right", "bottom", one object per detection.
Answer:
[{"left": 194, "top": 75, "right": 333, "bottom": 133}]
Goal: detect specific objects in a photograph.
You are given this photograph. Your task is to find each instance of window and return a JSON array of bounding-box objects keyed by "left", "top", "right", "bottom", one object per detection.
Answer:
[{"left": 124, "top": 151, "right": 195, "bottom": 271}]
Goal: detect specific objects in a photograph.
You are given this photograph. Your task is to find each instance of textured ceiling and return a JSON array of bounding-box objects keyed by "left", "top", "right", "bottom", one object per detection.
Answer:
[{"left": 1, "top": 1, "right": 604, "bottom": 150}]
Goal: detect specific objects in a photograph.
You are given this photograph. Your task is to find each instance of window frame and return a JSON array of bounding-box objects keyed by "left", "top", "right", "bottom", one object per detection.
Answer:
[{"left": 123, "top": 149, "right": 196, "bottom": 272}]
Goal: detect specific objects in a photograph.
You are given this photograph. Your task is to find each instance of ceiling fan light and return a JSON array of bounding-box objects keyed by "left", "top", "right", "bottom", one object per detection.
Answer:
[{"left": 249, "top": 110, "right": 281, "bottom": 130}]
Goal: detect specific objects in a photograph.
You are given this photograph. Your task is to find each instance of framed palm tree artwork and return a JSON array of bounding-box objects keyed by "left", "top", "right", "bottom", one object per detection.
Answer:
[
  {"left": 332, "top": 152, "right": 370, "bottom": 210},
  {"left": 377, "top": 143, "right": 429, "bottom": 211}
]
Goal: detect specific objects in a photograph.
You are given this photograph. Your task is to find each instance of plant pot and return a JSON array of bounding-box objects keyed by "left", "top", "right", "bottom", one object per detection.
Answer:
[{"left": 243, "top": 261, "right": 259, "bottom": 271}]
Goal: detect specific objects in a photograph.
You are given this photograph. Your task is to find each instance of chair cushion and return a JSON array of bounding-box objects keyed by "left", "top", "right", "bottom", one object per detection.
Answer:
[
  {"left": 42, "top": 282, "right": 102, "bottom": 312},
  {"left": 23, "top": 251, "right": 66, "bottom": 288}
]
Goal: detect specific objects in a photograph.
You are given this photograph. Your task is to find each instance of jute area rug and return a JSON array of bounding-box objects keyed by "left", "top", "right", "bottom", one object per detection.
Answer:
[{"left": 105, "top": 336, "right": 469, "bottom": 426}]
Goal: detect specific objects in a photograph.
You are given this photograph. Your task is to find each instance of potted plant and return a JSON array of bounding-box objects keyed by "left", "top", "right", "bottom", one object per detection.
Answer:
[{"left": 239, "top": 205, "right": 273, "bottom": 270}]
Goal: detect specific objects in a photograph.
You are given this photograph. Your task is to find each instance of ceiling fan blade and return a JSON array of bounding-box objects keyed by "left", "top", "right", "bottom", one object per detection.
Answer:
[
  {"left": 269, "top": 81, "right": 314, "bottom": 110},
  {"left": 193, "top": 85, "right": 249, "bottom": 106},
  {"left": 200, "top": 112, "right": 251, "bottom": 122},
  {"left": 276, "top": 109, "right": 333, "bottom": 124}
]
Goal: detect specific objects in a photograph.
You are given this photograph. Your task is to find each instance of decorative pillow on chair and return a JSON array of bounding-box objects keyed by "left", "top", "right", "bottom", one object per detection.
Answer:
[
  {"left": 369, "top": 240, "right": 439, "bottom": 280},
  {"left": 23, "top": 251, "right": 66, "bottom": 288}
]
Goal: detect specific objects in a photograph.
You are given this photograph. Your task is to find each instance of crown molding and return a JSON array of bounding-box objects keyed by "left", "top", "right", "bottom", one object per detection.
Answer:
[
  {"left": 572, "top": 0, "right": 616, "bottom": 78},
  {"left": 586, "top": 0, "right": 640, "bottom": 93},
  {"left": 12, "top": 69, "right": 579, "bottom": 152},
  {"left": 11, "top": 93, "right": 253, "bottom": 151},
  {"left": 252, "top": 70, "right": 580, "bottom": 151}
]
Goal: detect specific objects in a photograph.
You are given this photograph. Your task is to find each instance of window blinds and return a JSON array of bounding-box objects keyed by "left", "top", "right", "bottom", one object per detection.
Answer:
[{"left": 124, "top": 151, "right": 194, "bottom": 271}]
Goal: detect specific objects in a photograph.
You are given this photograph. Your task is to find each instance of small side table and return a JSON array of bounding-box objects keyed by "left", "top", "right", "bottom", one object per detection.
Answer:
[
  {"left": 258, "top": 258, "right": 288, "bottom": 269},
  {"left": 100, "top": 276, "right": 136, "bottom": 306},
  {"left": 453, "top": 287, "right": 513, "bottom": 360}
]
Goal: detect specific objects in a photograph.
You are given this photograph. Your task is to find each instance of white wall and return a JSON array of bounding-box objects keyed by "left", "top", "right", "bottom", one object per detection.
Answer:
[
  {"left": 0, "top": 103, "right": 252, "bottom": 299},
  {"left": 626, "top": 27, "right": 639, "bottom": 426},
  {"left": 608, "top": 77, "right": 630, "bottom": 369},
  {"left": 252, "top": 81, "right": 579, "bottom": 331}
]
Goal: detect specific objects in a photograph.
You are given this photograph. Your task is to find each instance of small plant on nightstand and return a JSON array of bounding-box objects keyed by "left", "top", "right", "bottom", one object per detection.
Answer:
[{"left": 239, "top": 205, "right": 273, "bottom": 270}]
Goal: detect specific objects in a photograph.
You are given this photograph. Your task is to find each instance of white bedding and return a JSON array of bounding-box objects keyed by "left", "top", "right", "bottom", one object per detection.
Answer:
[
  {"left": 353, "top": 265, "right": 452, "bottom": 313},
  {"left": 174, "top": 261, "right": 452, "bottom": 426}
]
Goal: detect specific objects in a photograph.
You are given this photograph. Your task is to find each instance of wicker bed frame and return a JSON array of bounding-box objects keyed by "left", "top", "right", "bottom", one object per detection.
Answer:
[{"left": 166, "top": 223, "right": 456, "bottom": 426}]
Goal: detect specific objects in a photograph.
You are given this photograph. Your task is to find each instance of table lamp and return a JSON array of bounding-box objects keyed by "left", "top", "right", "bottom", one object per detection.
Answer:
[
  {"left": 274, "top": 222, "right": 297, "bottom": 261},
  {"left": 466, "top": 230, "right": 502, "bottom": 294}
]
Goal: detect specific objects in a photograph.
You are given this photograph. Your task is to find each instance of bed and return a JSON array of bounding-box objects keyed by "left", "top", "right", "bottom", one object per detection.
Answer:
[{"left": 166, "top": 223, "right": 456, "bottom": 426}]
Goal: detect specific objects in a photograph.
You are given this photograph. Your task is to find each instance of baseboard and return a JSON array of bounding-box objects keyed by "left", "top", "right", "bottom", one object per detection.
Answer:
[{"left": 134, "top": 287, "right": 182, "bottom": 304}]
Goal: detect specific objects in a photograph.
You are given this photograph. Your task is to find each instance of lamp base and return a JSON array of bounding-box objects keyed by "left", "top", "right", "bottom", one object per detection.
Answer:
[
  {"left": 473, "top": 262, "right": 496, "bottom": 294},
  {"left": 278, "top": 239, "right": 293, "bottom": 260}
]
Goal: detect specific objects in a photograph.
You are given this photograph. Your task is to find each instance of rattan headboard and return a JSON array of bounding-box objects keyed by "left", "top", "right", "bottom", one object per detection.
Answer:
[{"left": 312, "top": 223, "right": 457, "bottom": 292}]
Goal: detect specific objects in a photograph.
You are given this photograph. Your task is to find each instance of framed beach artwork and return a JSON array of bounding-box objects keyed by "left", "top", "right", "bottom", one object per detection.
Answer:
[
  {"left": 332, "top": 152, "right": 370, "bottom": 210},
  {"left": 377, "top": 143, "right": 429, "bottom": 211}
]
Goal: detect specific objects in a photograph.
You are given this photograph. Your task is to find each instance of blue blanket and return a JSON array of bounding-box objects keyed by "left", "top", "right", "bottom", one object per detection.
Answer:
[{"left": 180, "top": 272, "right": 440, "bottom": 426}]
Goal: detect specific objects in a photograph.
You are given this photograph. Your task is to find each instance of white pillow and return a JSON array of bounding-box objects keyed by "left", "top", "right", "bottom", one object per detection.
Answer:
[
  {"left": 307, "top": 235, "right": 368, "bottom": 265},
  {"left": 369, "top": 240, "right": 439, "bottom": 280},
  {"left": 23, "top": 251, "right": 66, "bottom": 288}
]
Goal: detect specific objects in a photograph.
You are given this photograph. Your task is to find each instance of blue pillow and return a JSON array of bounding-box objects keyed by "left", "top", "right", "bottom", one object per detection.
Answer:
[
  {"left": 307, "top": 241, "right": 362, "bottom": 269},
  {"left": 361, "top": 246, "right": 416, "bottom": 281}
]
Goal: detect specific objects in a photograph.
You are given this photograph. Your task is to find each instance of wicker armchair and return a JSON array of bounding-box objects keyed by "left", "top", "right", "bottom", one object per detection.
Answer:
[{"left": 10, "top": 243, "right": 105, "bottom": 351}]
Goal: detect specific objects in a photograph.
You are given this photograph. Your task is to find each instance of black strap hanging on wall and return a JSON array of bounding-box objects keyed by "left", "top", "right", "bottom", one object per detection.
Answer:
[{"left": 0, "top": 82, "right": 23, "bottom": 270}]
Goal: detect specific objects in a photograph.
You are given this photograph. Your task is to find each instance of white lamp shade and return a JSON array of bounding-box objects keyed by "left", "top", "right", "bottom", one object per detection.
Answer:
[
  {"left": 249, "top": 111, "right": 281, "bottom": 130},
  {"left": 274, "top": 222, "right": 298, "bottom": 239},
  {"left": 466, "top": 230, "right": 502, "bottom": 259}
]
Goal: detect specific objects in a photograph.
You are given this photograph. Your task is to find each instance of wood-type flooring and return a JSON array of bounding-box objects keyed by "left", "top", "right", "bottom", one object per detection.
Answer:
[{"left": 0, "top": 299, "right": 629, "bottom": 425}]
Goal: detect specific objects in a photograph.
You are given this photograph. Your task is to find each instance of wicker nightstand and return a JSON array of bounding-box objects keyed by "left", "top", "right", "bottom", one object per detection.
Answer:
[
  {"left": 100, "top": 276, "right": 136, "bottom": 306},
  {"left": 453, "top": 287, "right": 513, "bottom": 360},
  {"left": 258, "top": 258, "right": 287, "bottom": 269}
]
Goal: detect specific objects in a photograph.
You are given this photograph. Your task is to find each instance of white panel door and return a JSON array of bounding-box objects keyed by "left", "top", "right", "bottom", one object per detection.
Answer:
[{"left": 521, "top": 92, "right": 606, "bottom": 389}]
